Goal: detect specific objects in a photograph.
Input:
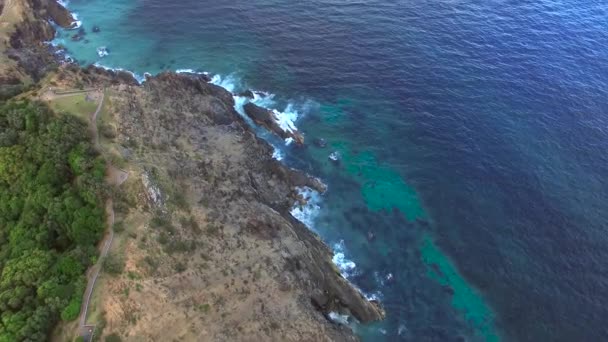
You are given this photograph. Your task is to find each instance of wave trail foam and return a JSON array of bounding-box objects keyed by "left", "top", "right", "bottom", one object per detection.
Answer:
[
  {"left": 176, "top": 68, "right": 209, "bottom": 75},
  {"left": 290, "top": 187, "right": 321, "bottom": 230},
  {"left": 333, "top": 240, "right": 357, "bottom": 278}
]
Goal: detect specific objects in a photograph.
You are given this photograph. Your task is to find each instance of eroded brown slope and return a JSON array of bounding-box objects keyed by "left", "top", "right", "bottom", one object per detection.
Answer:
[{"left": 78, "top": 72, "right": 383, "bottom": 341}]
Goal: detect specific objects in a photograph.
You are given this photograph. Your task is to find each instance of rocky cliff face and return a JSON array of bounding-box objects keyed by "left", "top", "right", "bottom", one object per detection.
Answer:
[
  {"left": 0, "top": 0, "right": 68, "bottom": 98},
  {"left": 62, "top": 72, "right": 382, "bottom": 341},
  {"left": 1, "top": 1, "right": 384, "bottom": 340},
  {"left": 125, "top": 72, "right": 386, "bottom": 316}
]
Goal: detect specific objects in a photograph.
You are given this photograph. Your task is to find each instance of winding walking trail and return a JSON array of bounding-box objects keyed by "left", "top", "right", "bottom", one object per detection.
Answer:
[{"left": 76, "top": 89, "right": 129, "bottom": 341}]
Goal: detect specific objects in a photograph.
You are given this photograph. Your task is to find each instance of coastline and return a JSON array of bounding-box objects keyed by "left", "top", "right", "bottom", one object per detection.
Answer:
[
  {"left": 52, "top": 0, "right": 368, "bottom": 295},
  {"left": 0, "top": 0, "right": 385, "bottom": 340}
]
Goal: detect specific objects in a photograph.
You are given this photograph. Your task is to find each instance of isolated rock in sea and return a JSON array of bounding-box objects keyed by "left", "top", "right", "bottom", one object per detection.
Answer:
[
  {"left": 97, "top": 46, "right": 109, "bottom": 58},
  {"left": 70, "top": 28, "right": 86, "bottom": 41},
  {"left": 254, "top": 91, "right": 268, "bottom": 98},
  {"left": 313, "top": 137, "right": 327, "bottom": 148},
  {"left": 46, "top": 0, "right": 77, "bottom": 29},
  {"left": 329, "top": 151, "right": 341, "bottom": 163},
  {"left": 92, "top": 25, "right": 101, "bottom": 33},
  {"left": 244, "top": 102, "right": 305, "bottom": 145},
  {"left": 238, "top": 89, "right": 255, "bottom": 99},
  {"left": 367, "top": 231, "right": 376, "bottom": 242}
]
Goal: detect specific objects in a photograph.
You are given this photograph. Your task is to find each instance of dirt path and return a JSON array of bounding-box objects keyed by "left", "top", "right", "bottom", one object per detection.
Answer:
[
  {"left": 91, "top": 89, "right": 104, "bottom": 149},
  {"left": 78, "top": 89, "right": 127, "bottom": 342},
  {"left": 39, "top": 87, "right": 98, "bottom": 101}
]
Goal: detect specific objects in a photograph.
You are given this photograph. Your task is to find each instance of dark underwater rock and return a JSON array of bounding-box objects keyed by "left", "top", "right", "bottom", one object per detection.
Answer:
[{"left": 313, "top": 137, "right": 327, "bottom": 148}]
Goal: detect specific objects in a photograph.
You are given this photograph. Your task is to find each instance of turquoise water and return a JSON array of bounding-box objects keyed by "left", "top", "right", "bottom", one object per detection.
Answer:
[{"left": 55, "top": 0, "right": 608, "bottom": 341}]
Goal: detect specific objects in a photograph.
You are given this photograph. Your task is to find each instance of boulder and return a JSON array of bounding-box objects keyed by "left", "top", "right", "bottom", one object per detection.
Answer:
[
  {"left": 46, "top": 0, "right": 77, "bottom": 29},
  {"left": 328, "top": 151, "right": 340, "bottom": 163},
  {"left": 238, "top": 89, "right": 255, "bottom": 99},
  {"left": 244, "top": 102, "right": 304, "bottom": 145}
]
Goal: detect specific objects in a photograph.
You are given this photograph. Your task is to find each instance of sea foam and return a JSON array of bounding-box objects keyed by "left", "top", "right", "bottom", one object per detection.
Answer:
[
  {"left": 210, "top": 74, "right": 301, "bottom": 145},
  {"left": 328, "top": 312, "right": 350, "bottom": 325},
  {"left": 290, "top": 187, "right": 322, "bottom": 230},
  {"left": 93, "top": 63, "right": 145, "bottom": 84},
  {"left": 69, "top": 13, "right": 82, "bottom": 30},
  {"left": 333, "top": 240, "right": 358, "bottom": 278}
]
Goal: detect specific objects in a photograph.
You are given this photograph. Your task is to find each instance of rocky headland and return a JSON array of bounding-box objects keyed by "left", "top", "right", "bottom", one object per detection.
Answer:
[{"left": 0, "top": 1, "right": 384, "bottom": 341}]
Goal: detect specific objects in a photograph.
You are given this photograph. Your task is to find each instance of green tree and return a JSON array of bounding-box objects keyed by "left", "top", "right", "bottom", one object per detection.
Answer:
[{"left": 0, "top": 100, "right": 107, "bottom": 341}]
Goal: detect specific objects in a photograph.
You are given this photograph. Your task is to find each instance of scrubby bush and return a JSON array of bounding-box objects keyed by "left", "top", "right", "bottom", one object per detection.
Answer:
[{"left": 103, "top": 255, "right": 125, "bottom": 275}]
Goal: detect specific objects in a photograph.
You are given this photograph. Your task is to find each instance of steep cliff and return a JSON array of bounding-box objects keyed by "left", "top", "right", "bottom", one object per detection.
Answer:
[{"left": 1, "top": 1, "right": 384, "bottom": 340}]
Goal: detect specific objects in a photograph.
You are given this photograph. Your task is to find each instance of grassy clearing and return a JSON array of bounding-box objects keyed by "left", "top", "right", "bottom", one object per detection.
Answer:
[{"left": 48, "top": 93, "right": 98, "bottom": 120}]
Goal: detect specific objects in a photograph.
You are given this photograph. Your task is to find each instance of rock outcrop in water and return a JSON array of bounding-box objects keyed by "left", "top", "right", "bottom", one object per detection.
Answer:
[
  {"left": 46, "top": 0, "right": 77, "bottom": 28},
  {"left": 0, "top": 1, "right": 384, "bottom": 340},
  {"left": 244, "top": 102, "right": 305, "bottom": 145}
]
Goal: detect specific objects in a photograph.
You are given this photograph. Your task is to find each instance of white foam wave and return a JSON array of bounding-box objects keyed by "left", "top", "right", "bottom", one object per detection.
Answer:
[
  {"left": 93, "top": 63, "right": 145, "bottom": 84},
  {"left": 328, "top": 312, "right": 350, "bottom": 325},
  {"left": 96, "top": 46, "right": 109, "bottom": 58},
  {"left": 272, "top": 103, "right": 299, "bottom": 134},
  {"left": 67, "top": 12, "right": 82, "bottom": 30},
  {"left": 290, "top": 187, "right": 321, "bottom": 230},
  {"left": 272, "top": 147, "right": 284, "bottom": 161},
  {"left": 333, "top": 240, "right": 357, "bottom": 278},
  {"left": 175, "top": 68, "right": 208, "bottom": 75},
  {"left": 373, "top": 271, "right": 394, "bottom": 287},
  {"left": 363, "top": 290, "right": 383, "bottom": 301},
  {"left": 209, "top": 74, "right": 241, "bottom": 93},
  {"left": 251, "top": 91, "right": 276, "bottom": 108}
]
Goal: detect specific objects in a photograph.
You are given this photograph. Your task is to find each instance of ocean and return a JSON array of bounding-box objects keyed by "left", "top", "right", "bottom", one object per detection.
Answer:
[{"left": 53, "top": 0, "right": 608, "bottom": 341}]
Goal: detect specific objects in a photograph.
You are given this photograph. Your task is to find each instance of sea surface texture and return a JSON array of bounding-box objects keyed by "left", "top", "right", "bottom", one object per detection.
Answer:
[{"left": 55, "top": 0, "right": 608, "bottom": 341}]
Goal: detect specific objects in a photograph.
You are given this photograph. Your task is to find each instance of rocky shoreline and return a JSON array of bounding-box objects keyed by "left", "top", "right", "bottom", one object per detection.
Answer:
[{"left": 1, "top": 1, "right": 384, "bottom": 340}]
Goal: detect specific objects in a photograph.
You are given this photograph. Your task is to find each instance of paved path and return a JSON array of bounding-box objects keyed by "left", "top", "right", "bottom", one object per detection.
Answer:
[{"left": 77, "top": 89, "right": 127, "bottom": 341}]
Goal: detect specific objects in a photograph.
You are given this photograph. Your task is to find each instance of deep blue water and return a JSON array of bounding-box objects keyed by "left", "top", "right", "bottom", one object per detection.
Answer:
[{"left": 55, "top": 0, "right": 608, "bottom": 340}]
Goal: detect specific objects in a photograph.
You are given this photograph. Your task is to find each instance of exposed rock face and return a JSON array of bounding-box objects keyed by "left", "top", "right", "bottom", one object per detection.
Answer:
[
  {"left": 244, "top": 102, "right": 305, "bottom": 145},
  {"left": 0, "top": 0, "right": 75, "bottom": 88},
  {"left": 237, "top": 89, "right": 255, "bottom": 99},
  {"left": 1, "top": 0, "right": 60, "bottom": 96},
  {"left": 86, "top": 72, "right": 384, "bottom": 340},
  {"left": 45, "top": 0, "right": 76, "bottom": 28}
]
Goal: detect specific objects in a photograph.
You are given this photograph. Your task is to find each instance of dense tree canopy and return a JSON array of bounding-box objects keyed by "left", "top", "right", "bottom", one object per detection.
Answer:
[{"left": 0, "top": 100, "right": 106, "bottom": 341}]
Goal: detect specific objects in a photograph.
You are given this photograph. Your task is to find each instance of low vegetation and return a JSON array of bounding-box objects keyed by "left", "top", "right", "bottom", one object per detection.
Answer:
[{"left": 0, "top": 100, "right": 107, "bottom": 341}]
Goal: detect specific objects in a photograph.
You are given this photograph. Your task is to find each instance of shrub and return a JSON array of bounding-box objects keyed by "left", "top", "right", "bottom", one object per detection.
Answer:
[
  {"left": 174, "top": 262, "right": 187, "bottom": 273},
  {"left": 105, "top": 333, "right": 122, "bottom": 342},
  {"left": 104, "top": 255, "right": 125, "bottom": 275},
  {"left": 61, "top": 297, "right": 82, "bottom": 321},
  {"left": 113, "top": 221, "right": 125, "bottom": 233}
]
